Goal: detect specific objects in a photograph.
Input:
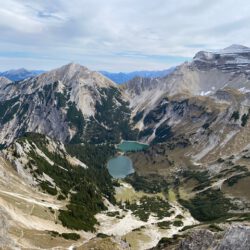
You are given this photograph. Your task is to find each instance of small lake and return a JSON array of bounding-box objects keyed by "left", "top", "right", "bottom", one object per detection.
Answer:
[
  {"left": 107, "top": 156, "right": 134, "bottom": 178},
  {"left": 117, "top": 140, "right": 149, "bottom": 152}
]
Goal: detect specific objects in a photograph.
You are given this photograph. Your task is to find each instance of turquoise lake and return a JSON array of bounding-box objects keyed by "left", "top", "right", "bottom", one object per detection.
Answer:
[
  {"left": 117, "top": 140, "right": 149, "bottom": 152},
  {"left": 107, "top": 156, "right": 134, "bottom": 178}
]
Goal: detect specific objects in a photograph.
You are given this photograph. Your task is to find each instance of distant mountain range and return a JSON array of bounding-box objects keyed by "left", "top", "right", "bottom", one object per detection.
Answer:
[
  {"left": 0, "top": 67, "right": 175, "bottom": 84},
  {"left": 100, "top": 67, "right": 175, "bottom": 84},
  {"left": 0, "top": 68, "right": 45, "bottom": 81}
]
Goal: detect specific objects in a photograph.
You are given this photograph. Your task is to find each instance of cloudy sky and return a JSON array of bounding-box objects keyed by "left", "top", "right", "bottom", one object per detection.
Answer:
[{"left": 0, "top": 0, "right": 250, "bottom": 72}]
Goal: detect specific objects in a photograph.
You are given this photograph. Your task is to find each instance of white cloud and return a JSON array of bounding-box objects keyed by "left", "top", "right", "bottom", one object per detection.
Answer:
[{"left": 0, "top": 0, "right": 250, "bottom": 71}]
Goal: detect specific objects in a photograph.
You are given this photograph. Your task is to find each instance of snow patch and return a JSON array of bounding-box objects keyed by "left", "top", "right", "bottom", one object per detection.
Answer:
[
  {"left": 200, "top": 90, "right": 212, "bottom": 96},
  {"left": 239, "top": 87, "right": 250, "bottom": 93}
]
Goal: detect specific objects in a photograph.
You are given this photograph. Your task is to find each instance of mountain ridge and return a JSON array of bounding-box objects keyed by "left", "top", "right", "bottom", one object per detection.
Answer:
[{"left": 124, "top": 44, "right": 250, "bottom": 118}]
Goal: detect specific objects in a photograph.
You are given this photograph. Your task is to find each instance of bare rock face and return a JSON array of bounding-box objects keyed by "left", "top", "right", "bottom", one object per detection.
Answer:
[
  {"left": 193, "top": 44, "right": 250, "bottom": 72},
  {"left": 177, "top": 225, "right": 250, "bottom": 250},
  {"left": 152, "top": 225, "right": 250, "bottom": 250},
  {"left": 216, "top": 225, "right": 250, "bottom": 250},
  {"left": 178, "top": 229, "right": 215, "bottom": 250},
  {"left": 0, "top": 63, "right": 134, "bottom": 145}
]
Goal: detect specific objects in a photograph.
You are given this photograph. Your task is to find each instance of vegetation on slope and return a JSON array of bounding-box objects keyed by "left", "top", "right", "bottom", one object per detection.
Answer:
[
  {"left": 84, "top": 87, "right": 138, "bottom": 144},
  {"left": 125, "top": 173, "right": 168, "bottom": 193},
  {"left": 179, "top": 189, "right": 232, "bottom": 222},
  {"left": 16, "top": 133, "right": 116, "bottom": 231},
  {"left": 121, "top": 196, "right": 171, "bottom": 222}
]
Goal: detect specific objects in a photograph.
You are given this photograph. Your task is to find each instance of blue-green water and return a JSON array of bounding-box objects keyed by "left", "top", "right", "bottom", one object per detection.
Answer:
[
  {"left": 107, "top": 156, "right": 134, "bottom": 178},
  {"left": 117, "top": 140, "right": 149, "bottom": 152}
]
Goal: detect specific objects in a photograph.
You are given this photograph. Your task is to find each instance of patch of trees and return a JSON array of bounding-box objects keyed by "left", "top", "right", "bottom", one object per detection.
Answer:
[
  {"left": 0, "top": 97, "right": 20, "bottom": 124},
  {"left": 48, "top": 231, "right": 80, "bottom": 241},
  {"left": 179, "top": 190, "right": 231, "bottom": 222},
  {"left": 122, "top": 196, "right": 171, "bottom": 222},
  {"left": 230, "top": 111, "right": 240, "bottom": 121},
  {"left": 84, "top": 87, "right": 138, "bottom": 144},
  {"left": 125, "top": 173, "right": 168, "bottom": 194},
  {"left": 241, "top": 111, "right": 249, "bottom": 127},
  {"left": 133, "top": 110, "right": 144, "bottom": 123}
]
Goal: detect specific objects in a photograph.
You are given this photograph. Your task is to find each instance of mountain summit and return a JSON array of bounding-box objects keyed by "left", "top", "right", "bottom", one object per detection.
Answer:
[
  {"left": 31, "top": 62, "right": 116, "bottom": 89},
  {"left": 221, "top": 44, "right": 250, "bottom": 52},
  {"left": 0, "top": 62, "right": 134, "bottom": 145},
  {"left": 193, "top": 44, "right": 250, "bottom": 70}
]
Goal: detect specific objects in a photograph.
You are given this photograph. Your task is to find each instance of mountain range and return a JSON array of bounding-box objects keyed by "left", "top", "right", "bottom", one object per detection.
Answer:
[
  {"left": 0, "top": 68, "right": 45, "bottom": 81},
  {"left": 0, "top": 44, "right": 249, "bottom": 249},
  {"left": 0, "top": 67, "right": 175, "bottom": 84},
  {"left": 100, "top": 67, "right": 175, "bottom": 84}
]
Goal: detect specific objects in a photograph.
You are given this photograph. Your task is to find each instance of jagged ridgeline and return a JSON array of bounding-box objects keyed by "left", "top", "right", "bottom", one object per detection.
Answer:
[
  {"left": 0, "top": 63, "right": 137, "bottom": 147},
  {"left": 5, "top": 132, "right": 115, "bottom": 231}
]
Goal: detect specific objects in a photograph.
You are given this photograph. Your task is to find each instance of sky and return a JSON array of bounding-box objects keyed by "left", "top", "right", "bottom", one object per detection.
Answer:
[{"left": 0, "top": 0, "right": 250, "bottom": 72}]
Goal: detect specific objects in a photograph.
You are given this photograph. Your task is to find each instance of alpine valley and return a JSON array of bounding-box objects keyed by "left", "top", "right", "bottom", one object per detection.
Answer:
[{"left": 0, "top": 45, "right": 250, "bottom": 249}]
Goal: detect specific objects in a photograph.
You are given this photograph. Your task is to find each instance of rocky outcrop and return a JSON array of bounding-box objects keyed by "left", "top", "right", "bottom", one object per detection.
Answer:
[
  {"left": 193, "top": 44, "right": 250, "bottom": 72},
  {"left": 216, "top": 225, "right": 250, "bottom": 250},
  {"left": 178, "top": 225, "right": 250, "bottom": 250},
  {"left": 152, "top": 225, "right": 250, "bottom": 250},
  {"left": 178, "top": 229, "right": 215, "bottom": 250}
]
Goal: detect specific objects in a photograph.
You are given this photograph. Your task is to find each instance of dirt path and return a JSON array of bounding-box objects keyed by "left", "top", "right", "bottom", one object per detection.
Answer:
[{"left": 0, "top": 190, "right": 60, "bottom": 209}]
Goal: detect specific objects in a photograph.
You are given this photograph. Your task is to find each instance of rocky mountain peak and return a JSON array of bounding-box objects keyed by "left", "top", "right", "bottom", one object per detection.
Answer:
[
  {"left": 192, "top": 44, "right": 250, "bottom": 73},
  {"left": 6, "top": 68, "right": 29, "bottom": 74},
  {"left": 54, "top": 62, "right": 88, "bottom": 77},
  {"left": 35, "top": 62, "right": 115, "bottom": 89},
  {"left": 222, "top": 44, "right": 250, "bottom": 52},
  {"left": 36, "top": 62, "right": 88, "bottom": 85},
  {"left": 193, "top": 44, "right": 250, "bottom": 60}
]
